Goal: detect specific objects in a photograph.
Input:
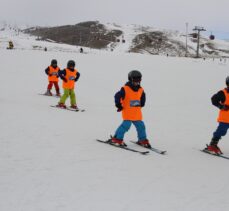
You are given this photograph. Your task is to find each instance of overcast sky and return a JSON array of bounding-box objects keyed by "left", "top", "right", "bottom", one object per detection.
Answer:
[{"left": 1, "top": 0, "right": 229, "bottom": 38}]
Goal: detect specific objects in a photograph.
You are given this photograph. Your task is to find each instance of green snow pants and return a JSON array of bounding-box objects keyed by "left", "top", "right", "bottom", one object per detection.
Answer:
[{"left": 59, "top": 88, "right": 76, "bottom": 105}]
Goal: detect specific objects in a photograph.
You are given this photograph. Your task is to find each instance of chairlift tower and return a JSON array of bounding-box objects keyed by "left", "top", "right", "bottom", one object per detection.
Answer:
[
  {"left": 185, "top": 22, "right": 188, "bottom": 56},
  {"left": 193, "top": 26, "right": 206, "bottom": 58}
]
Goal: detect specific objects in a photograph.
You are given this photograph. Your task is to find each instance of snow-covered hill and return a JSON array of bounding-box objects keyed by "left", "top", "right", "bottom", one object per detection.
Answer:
[
  {"left": 0, "top": 34, "right": 229, "bottom": 211},
  {"left": 105, "top": 23, "right": 229, "bottom": 57},
  {"left": 0, "top": 25, "right": 95, "bottom": 54},
  {"left": 1, "top": 21, "right": 229, "bottom": 58}
]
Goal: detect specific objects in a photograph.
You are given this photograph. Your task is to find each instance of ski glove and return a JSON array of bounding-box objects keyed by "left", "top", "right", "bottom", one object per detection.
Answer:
[
  {"left": 62, "top": 77, "right": 67, "bottom": 82},
  {"left": 117, "top": 107, "right": 123, "bottom": 112},
  {"left": 220, "top": 105, "right": 229, "bottom": 111},
  {"left": 116, "top": 103, "right": 123, "bottom": 112}
]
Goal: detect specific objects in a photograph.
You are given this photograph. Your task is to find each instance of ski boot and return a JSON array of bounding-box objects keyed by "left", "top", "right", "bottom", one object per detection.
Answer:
[
  {"left": 57, "top": 102, "right": 66, "bottom": 109},
  {"left": 70, "top": 104, "right": 78, "bottom": 109},
  {"left": 205, "top": 144, "right": 222, "bottom": 155},
  {"left": 45, "top": 89, "right": 52, "bottom": 96},
  {"left": 205, "top": 137, "right": 223, "bottom": 155},
  {"left": 137, "top": 139, "right": 152, "bottom": 148},
  {"left": 56, "top": 91, "right": 61, "bottom": 97},
  {"left": 109, "top": 137, "right": 127, "bottom": 147}
]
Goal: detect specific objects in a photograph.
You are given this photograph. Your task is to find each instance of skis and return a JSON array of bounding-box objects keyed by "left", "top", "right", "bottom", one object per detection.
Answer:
[
  {"left": 50, "top": 105, "right": 85, "bottom": 112},
  {"left": 130, "top": 141, "right": 167, "bottom": 154},
  {"left": 96, "top": 139, "right": 149, "bottom": 155},
  {"left": 96, "top": 137, "right": 166, "bottom": 155},
  {"left": 201, "top": 149, "right": 229, "bottom": 160}
]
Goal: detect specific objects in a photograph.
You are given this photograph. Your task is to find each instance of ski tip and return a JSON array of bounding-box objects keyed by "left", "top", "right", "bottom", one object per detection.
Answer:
[
  {"left": 70, "top": 107, "right": 85, "bottom": 112},
  {"left": 39, "top": 93, "right": 60, "bottom": 98},
  {"left": 74, "top": 109, "right": 86, "bottom": 112},
  {"left": 50, "top": 105, "right": 64, "bottom": 108},
  {"left": 50, "top": 105, "right": 85, "bottom": 112}
]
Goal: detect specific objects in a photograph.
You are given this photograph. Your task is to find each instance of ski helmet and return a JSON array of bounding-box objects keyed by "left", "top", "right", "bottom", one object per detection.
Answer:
[
  {"left": 51, "top": 59, "right": 57, "bottom": 65},
  {"left": 226, "top": 76, "right": 229, "bottom": 86},
  {"left": 67, "top": 60, "right": 75, "bottom": 68},
  {"left": 128, "top": 70, "right": 142, "bottom": 82}
]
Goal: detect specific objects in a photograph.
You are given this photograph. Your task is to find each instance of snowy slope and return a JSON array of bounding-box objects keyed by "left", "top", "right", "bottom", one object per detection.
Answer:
[
  {"left": 0, "top": 45, "right": 229, "bottom": 211},
  {"left": 0, "top": 26, "right": 101, "bottom": 54},
  {"left": 105, "top": 23, "right": 143, "bottom": 52}
]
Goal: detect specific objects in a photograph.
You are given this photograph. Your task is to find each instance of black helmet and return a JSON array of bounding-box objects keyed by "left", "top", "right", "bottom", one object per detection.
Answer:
[
  {"left": 226, "top": 76, "right": 229, "bottom": 86},
  {"left": 51, "top": 59, "right": 57, "bottom": 65},
  {"left": 67, "top": 60, "right": 75, "bottom": 68},
  {"left": 128, "top": 70, "right": 142, "bottom": 82}
]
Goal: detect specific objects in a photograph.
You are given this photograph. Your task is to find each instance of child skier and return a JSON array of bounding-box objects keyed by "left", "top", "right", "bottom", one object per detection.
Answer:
[
  {"left": 57, "top": 60, "right": 80, "bottom": 109},
  {"left": 45, "top": 59, "right": 60, "bottom": 96},
  {"left": 110, "top": 70, "right": 151, "bottom": 148},
  {"left": 205, "top": 76, "right": 229, "bottom": 154}
]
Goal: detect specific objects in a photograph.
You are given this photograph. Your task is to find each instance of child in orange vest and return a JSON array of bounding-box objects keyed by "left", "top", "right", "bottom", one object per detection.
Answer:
[
  {"left": 57, "top": 60, "right": 80, "bottom": 109},
  {"left": 205, "top": 76, "right": 229, "bottom": 154},
  {"left": 45, "top": 59, "right": 60, "bottom": 96},
  {"left": 110, "top": 70, "right": 151, "bottom": 148}
]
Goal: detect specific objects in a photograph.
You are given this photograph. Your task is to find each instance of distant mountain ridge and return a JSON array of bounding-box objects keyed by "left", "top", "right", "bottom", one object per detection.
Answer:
[{"left": 1, "top": 20, "right": 229, "bottom": 58}]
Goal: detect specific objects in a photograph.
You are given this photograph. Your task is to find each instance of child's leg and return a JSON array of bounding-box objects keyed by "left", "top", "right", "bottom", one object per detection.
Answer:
[
  {"left": 69, "top": 89, "right": 76, "bottom": 106},
  {"left": 53, "top": 81, "right": 60, "bottom": 94},
  {"left": 45, "top": 81, "right": 53, "bottom": 95},
  {"left": 59, "top": 89, "right": 70, "bottom": 104},
  {"left": 114, "top": 121, "right": 132, "bottom": 140},
  {"left": 132, "top": 121, "right": 147, "bottom": 141},
  {"left": 213, "top": 122, "right": 229, "bottom": 139},
  {"left": 47, "top": 81, "right": 53, "bottom": 90}
]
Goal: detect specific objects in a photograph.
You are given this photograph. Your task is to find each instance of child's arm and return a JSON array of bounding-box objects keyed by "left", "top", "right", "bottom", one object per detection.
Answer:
[
  {"left": 211, "top": 90, "right": 226, "bottom": 110},
  {"left": 45, "top": 67, "right": 50, "bottom": 75},
  {"left": 58, "top": 69, "right": 67, "bottom": 82},
  {"left": 57, "top": 67, "right": 60, "bottom": 78},
  {"left": 114, "top": 88, "right": 125, "bottom": 111},
  {"left": 141, "top": 91, "right": 146, "bottom": 107},
  {"left": 75, "top": 72, "right": 80, "bottom": 81}
]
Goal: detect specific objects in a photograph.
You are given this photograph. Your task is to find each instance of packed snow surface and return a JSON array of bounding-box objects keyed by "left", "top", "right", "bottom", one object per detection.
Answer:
[{"left": 0, "top": 47, "right": 229, "bottom": 211}]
